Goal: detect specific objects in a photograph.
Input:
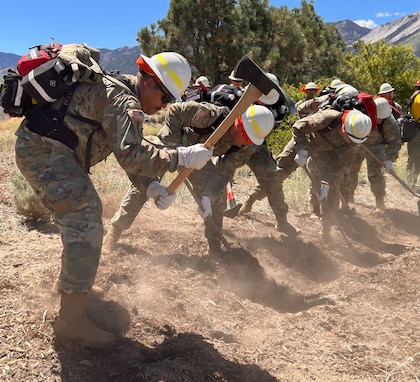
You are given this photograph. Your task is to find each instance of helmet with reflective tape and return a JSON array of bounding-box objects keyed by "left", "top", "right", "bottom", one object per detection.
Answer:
[
  {"left": 194, "top": 75, "right": 210, "bottom": 88},
  {"left": 343, "top": 109, "right": 372, "bottom": 143},
  {"left": 378, "top": 82, "right": 394, "bottom": 94},
  {"left": 374, "top": 97, "right": 392, "bottom": 119},
  {"left": 241, "top": 105, "right": 275, "bottom": 145},
  {"left": 136, "top": 52, "right": 191, "bottom": 101},
  {"left": 257, "top": 73, "right": 280, "bottom": 105},
  {"left": 414, "top": 79, "right": 420, "bottom": 87}
]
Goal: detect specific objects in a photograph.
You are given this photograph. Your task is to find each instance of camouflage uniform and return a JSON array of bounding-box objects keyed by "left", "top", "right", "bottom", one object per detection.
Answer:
[
  {"left": 110, "top": 101, "right": 291, "bottom": 251},
  {"left": 340, "top": 114, "right": 401, "bottom": 204},
  {"left": 292, "top": 108, "right": 358, "bottom": 235},
  {"left": 14, "top": 74, "right": 179, "bottom": 293},
  {"left": 244, "top": 96, "right": 327, "bottom": 208}
]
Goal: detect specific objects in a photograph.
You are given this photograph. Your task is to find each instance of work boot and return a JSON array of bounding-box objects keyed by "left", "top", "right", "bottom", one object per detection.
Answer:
[
  {"left": 238, "top": 196, "right": 255, "bottom": 215},
  {"left": 375, "top": 196, "right": 385, "bottom": 212},
  {"left": 102, "top": 225, "right": 123, "bottom": 256},
  {"left": 53, "top": 292, "right": 115, "bottom": 348},
  {"left": 275, "top": 219, "right": 299, "bottom": 237}
]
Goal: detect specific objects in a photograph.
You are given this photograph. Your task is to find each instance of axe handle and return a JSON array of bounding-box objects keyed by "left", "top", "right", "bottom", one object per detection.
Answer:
[
  {"left": 167, "top": 84, "right": 263, "bottom": 194},
  {"left": 361, "top": 145, "right": 420, "bottom": 198}
]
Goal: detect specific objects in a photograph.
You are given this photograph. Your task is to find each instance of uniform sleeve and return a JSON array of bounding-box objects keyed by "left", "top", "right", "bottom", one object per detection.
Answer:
[
  {"left": 102, "top": 86, "right": 178, "bottom": 177},
  {"left": 159, "top": 101, "right": 227, "bottom": 147},
  {"left": 383, "top": 116, "right": 402, "bottom": 161}
]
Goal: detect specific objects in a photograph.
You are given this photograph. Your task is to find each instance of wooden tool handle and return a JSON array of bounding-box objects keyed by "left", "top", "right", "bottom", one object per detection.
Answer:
[{"left": 166, "top": 84, "right": 262, "bottom": 195}]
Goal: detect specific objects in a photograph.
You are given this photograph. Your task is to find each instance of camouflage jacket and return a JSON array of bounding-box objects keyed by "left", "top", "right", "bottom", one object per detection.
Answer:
[
  {"left": 292, "top": 108, "right": 353, "bottom": 155},
  {"left": 16, "top": 73, "right": 178, "bottom": 178},
  {"left": 158, "top": 101, "right": 257, "bottom": 199},
  {"left": 365, "top": 114, "right": 401, "bottom": 162}
]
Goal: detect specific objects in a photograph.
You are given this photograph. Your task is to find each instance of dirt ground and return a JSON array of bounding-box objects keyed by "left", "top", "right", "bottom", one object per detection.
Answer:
[{"left": 1, "top": 150, "right": 420, "bottom": 382}]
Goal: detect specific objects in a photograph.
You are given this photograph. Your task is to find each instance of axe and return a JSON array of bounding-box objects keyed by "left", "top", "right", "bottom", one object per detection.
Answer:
[
  {"left": 224, "top": 181, "right": 242, "bottom": 219},
  {"left": 166, "top": 55, "right": 296, "bottom": 195}
]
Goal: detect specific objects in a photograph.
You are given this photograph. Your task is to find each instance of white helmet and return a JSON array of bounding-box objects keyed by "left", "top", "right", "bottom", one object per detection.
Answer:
[
  {"left": 330, "top": 78, "right": 343, "bottom": 88},
  {"left": 378, "top": 82, "right": 394, "bottom": 94},
  {"left": 344, "top": 109, "right": 372, "bottom": 144},
  {"left": 334, "top": 83, "right": 359, "bottom": 97},
  {"left": 194, "top": 75, "right": 210, "bottom": 88},
  {"left": 137, "top": 52, "right": 191, "bottom": 101},
  {"left": 241, "top": 105, "right": 275, "bottom": 145},
  {"left": 229, "top": 70, "right": 243, "bottom": 82},
  {"left": 374, "top": 97, "right": 392, "bottom": 119},
  {"left": 257, "top": 73, "right": 280, "bottom": 105},
  {"left": 305, "top": 81, "right": 318, "bottom": 90}
]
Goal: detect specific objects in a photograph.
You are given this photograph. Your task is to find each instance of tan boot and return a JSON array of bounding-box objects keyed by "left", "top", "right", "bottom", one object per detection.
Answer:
[
  {"left": 53, "top": 292, "right": 115, "bottom": 348},
  {"left": 102, "top": 225, "right": 123, "bottom": 256},
  {"left": 238, "top": 196, "right": 255, "bottom": 215}
]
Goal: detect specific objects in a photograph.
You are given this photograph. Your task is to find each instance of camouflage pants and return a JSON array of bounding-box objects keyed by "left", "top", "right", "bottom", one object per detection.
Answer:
[
  {"left": 110, "top": 174, "right": 151, "bottom": 230},
  {"left": 308, "top": 147, "right": 354, "bottom": 229},
  {"left": 188, "top": 161, "right": 226, "bottom": 247},
  {"left": 340, "top": 144, "right": 386, "bottom": 201},
  {"left": 248, "top": 137, "right": 298, "bottom": 201},
  {"left": 110, "top": 162, "right": 226, "bottom": 248},
  {"left": 245, "top": 143, "right": 288, "bottom": 222},
  {"left": 14, "top": 127, "right": 103, "bottom": 293}
]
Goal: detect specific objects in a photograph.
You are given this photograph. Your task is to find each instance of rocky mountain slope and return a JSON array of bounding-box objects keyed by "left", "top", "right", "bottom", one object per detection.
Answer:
[{"left": 360, "top": 11, "right": 420, "bottom": 56}]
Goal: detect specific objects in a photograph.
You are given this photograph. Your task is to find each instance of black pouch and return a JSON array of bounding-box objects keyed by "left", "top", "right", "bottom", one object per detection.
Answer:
[
  {"left": 0, "top": 70, "right": 33, "bottom": 117},
  {"left": 400, "top": 116, "right": 420, "bottom": 143},
  {"left": 21, "top": 58, "right": 73, "bottom": 105},
  {"left": 25, "top": 107, "right": 79, "bottom": 150}
]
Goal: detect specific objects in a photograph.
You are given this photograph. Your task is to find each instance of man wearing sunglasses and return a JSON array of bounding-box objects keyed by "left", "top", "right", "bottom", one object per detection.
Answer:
[
  {"left": 104, "top": 101, "right": 276, "bottom": 258},
  {"left": 14, "top": 51, "right": 214, "bottom": 349}
]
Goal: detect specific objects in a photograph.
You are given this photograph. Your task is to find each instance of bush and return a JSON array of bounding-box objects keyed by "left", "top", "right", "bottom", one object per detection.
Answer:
[{"left": 11, "top": 169, "right": 51, "bottom": 223}]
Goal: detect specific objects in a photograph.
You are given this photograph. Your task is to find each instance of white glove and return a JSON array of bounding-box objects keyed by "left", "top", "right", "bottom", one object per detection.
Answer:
[
  {"left": 146, "top": 181, "right": 177, "bottom": 210},
  {"left": 294, "top": 149, "right": 308, "bottom": 167},
  {"left": 177, "top": 144, "right": 214, "bottom": 170},
  {"left": 384, "top": 160, "right": 394, "bottom": 174},
  {"left": 198, "top": 195, "right": 212, "bottom": 218},
  {"left": 317, "top": 182, "right": 330, "bottom": 202}
]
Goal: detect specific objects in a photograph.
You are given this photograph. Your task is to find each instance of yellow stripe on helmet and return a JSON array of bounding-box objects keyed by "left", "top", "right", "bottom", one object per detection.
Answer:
[
  {"left": 249, "top": 105, "right": 261, "bottom": 136},
  {"left": 156, "top": 53, "right": 182, "bottom": 90}
]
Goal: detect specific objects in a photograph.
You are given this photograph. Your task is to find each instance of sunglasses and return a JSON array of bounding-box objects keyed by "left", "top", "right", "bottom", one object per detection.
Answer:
[{"left": 152, "top": 76, "right": 175, "bottom": 104}]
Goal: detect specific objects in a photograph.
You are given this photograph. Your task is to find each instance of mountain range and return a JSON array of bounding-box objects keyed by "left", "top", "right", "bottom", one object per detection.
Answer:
[
  {"left": 334, "top": 10, "right": 420, "bottom": 56},
  {"left": 0, "top": 11, "right": 419, "bottom": 78}
]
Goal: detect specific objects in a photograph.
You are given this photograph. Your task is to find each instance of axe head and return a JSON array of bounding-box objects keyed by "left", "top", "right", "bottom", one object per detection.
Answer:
[{"left": 234, "top": 55, "right": 296, "bottom": 114}]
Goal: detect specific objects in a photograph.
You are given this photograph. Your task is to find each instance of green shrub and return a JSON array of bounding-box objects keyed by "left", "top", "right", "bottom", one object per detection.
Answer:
[{"left": 11, "top": 169, "right": 51, "bottom": 223}]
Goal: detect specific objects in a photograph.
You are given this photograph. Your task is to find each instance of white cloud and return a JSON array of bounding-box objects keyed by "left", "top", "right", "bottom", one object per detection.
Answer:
[
  {"left": 375, "top": 12, "right": 391, "bottom": 18},
  {"left": 354, "top": 19, "right": 378, "bottom": 29}
]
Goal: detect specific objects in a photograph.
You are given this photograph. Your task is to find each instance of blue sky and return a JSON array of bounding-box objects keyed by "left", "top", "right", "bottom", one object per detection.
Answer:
[{"left": 1, "top": 1, "right": 418, "bottom": 55}]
